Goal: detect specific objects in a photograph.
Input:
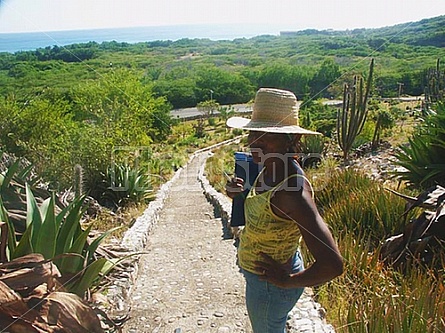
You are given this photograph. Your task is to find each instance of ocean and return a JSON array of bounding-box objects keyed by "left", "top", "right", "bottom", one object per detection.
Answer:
[{"left": 0, "top": 23, "right": 284, "bottom": 53}]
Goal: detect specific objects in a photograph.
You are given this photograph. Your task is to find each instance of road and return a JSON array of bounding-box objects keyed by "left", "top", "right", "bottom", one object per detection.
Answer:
[
  {"left": 170, "top": 96, "right": 423, "bottom": 119},
  {"left": 170, "top": 104, "right": 253, "bottom": 119},
  {"left": 170, "top": 101, "right": 343, "bottom": 119}
]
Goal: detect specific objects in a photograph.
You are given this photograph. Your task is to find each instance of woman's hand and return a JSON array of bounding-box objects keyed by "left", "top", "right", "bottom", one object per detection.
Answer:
[
  {"left": 254, "top": 253, "right": 295, "bottom": 289},
  {"left": 225, "top": 175, "right": 245, "bottom": 199}
]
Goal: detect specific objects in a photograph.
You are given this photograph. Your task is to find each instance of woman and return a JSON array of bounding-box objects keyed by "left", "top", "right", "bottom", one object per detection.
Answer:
[{"left": 226, "top": 88, "right": 343, "bottom": 333}]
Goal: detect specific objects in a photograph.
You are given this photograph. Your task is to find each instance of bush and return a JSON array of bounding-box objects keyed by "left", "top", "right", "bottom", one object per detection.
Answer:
[
  {"left": 307, "top": 168, "right": 444, "bottom": 332},
  {"left": 314, "top": 168, "right": 408, "bottom": 242},
  {"left": 98, "top": 163, "right": 156, "bottom": 209},
  {"left": 394, "top": 102, "right": 445, "bottom": 188},
  {"left": 0, "top": 186, "right": 119, "bottom": 297}
]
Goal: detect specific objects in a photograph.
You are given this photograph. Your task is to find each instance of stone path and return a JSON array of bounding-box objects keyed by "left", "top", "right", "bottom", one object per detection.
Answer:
[{"left": 119, "top": 151, "right": 335, "bottom": 333}]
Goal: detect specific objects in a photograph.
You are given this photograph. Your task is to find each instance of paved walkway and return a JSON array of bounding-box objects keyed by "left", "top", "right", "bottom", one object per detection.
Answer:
[{"left": 120, "top": 151, "right": 335, "bottom": 333}]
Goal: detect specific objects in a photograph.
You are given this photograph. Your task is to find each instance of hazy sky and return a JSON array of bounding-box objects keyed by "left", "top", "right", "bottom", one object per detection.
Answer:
[{"left": 0, "top": 0, "right": 444, "bottom": 33}]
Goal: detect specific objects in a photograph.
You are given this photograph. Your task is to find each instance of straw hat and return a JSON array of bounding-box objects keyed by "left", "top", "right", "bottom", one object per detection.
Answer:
[{"left": 227, "top": 88, "right": 320, "bottom": 135}]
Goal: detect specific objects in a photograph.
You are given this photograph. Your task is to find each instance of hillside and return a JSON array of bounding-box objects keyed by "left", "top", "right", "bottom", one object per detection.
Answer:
[
  {"left": 367, "top": 15, "right": 445, "bottom": 47},
  {"left": 0, "top": 15, "right": 443, "bottom": 106},
  {"left": 282, "top": 15, "right": 445, "bottom": 48}
]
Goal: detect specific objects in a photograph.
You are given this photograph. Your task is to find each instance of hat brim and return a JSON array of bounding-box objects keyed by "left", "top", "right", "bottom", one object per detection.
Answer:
[{"left": 226, "top": 117, "right": 321, "bottom": 135}]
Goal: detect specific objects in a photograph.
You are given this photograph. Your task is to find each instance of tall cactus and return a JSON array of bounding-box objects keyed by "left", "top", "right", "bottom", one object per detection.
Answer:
[
  {"left": 337, "top": 58, "right": 374, "bottom": 161},
  {"left": 424, "top": 58, "right": 444, "bottom": 111},
  {"left": 73, "top": 164, "right": 84, "bottom": 198}
]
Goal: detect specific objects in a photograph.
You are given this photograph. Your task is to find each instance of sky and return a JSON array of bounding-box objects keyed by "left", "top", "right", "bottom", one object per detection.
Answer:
[{"left": 0, "top": 0, "right": 444, "bottom": 34}]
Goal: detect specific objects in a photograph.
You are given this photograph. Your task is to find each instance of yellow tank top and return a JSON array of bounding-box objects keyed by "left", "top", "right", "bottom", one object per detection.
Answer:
[{"left": 238, "top": 171, "right": 311, "bottom": 274}]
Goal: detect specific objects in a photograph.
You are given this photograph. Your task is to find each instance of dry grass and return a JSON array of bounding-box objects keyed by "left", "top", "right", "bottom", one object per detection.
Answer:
[{"left": 91, "top": 204, "right": 146, "bottom": 243}]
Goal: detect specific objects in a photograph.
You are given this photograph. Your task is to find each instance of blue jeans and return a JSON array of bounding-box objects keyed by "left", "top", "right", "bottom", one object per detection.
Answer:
[{"left": 242, "top": 252, "right": 305, "bottom": 333}]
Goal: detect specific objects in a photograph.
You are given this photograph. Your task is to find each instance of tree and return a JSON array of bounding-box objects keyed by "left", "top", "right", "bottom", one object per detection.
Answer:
[
  {"left": 310, "top": 58, "right": 342, "bottom": 99},
  {"left": 71, "top": 68, "right": 172, "bottom": 144},
  {"left": 153, "top": 78, "right": 197, "bottom": 108},
  {"left": 218, "top": 105, "right": 236, "bottom": 124},
  {"left": 0, "top": 95, "right": 24, "bottom": 155},
  {"left": 0, "top": 69, "right": 173, "bottom": 190},
  {"left": 197, "top": 100, "right": 220, "bottom": 118},
  {"left": 195, "top": 66, "right": 254, "bottom": 105},
  {"left": 257, "top": 63, "right": 313, "bottom": 99}
]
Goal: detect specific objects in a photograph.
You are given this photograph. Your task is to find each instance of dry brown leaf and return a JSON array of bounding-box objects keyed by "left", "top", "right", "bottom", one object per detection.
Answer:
[
  {"left": 0, "top": 254, "right": 60, "bottom": 294},
  {"left": 40, "top": 292, "right": 104, "bottom": 333},
  {"left": 0, "top": 280, "right": 27, "bottom": 311},
  {"left": 0, "top": 253, "right": 47, "bottom": 271},
  {"left": 0, "top": 281, "right": 51, "bottom": 333},
  {"left": 0, "top": 316, "right": 50, "bottom": 333},
  {"left": 1, "top": 264, "right": 58, "bottom": 290}
]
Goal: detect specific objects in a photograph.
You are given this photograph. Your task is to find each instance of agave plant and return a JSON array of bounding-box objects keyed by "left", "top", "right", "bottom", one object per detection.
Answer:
[
  {"left": 393, "top": 102, "right": 445, "bottom": 188},
  {"left": 381, "top": 185, "right": 445, "bottom": 271},
  {"left": 100, "top": 163, "right": 155, "bottom": 208},
  {"left": 0, "top": 152, "right": 51, "bottom": 233},
  {"left": 299, "top": 135, "right": 326, "bottom": 168},
  {"left": 0, "top": 184, "right": 120, "bottom": 297}
]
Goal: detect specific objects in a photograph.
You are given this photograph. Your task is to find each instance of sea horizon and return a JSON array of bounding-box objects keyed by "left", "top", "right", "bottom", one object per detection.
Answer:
[{"left": 0, "top": 23, "right": 286, "bottom": 53}]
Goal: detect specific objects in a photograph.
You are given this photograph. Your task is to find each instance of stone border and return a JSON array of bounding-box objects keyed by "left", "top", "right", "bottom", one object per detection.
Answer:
[
  {"left": 106, "top": 161, "right": 185, "bottom": 315},
  {"left": 120, "top": 166, "right": 183, "bottom": 252},
  {"left": 197, "top": 154, "right": 233, "bottom": 237}
]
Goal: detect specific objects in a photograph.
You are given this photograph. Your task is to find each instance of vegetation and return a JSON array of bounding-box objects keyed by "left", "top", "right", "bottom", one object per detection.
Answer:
[
  {"left": 0, "top": 16, "right": 441, "bottom": 194},
  {"left": 1, "top": 16, "right": 444, "bottom": 107},
  {"left": 310, "top": 169, "right": 445, "bottom": 332},
  {"left": 205, "top": 84, "right": 444, "bottom": 331},
  {"left": 394, "top": 102, "right": 445, "bottom": 188},
  {"left": 0, "top": 190, "right": 117, "bottom": 296},
  {"left": 0, "top": 157, "right": 119, "bottom": 295},
  {"left": 0, "top": 14, "right": 444, "bottom": 332}
]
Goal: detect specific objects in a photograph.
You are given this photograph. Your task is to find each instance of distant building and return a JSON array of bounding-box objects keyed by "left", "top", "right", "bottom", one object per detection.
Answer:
[{"left": 280, "top": 31, "right": 299, "bottom": 36}]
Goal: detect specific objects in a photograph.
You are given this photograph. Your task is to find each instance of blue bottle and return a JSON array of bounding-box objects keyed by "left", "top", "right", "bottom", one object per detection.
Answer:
[{"left": 230, "top": 152, "right": 261, "bottom": 227}]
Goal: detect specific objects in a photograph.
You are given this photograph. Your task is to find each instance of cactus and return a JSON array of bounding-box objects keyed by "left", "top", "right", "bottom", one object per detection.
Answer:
[
  {"left": 73, "top": 164, "right": 84, "bottom": 198},
  {"left": 337, "top": 58, "right": 374, "bottom": 161},
  {"left": 423, "top": 58, "right": 445, "bottom": 112}
]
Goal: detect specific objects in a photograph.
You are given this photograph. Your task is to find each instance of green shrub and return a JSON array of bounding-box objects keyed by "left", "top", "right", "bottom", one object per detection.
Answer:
[
  {"left": 300, "top": 135, "right": 326, "bottom": 154},
  {"left": 308, "top": 168, "right": 444, "bottom": 332},
  {"left": 353, "top": 120, "right": 375, "bottom": 148},
  {"left": 0, "top": 186, "right": 119, "bottom": 297},
  {"left": 98, "top": 163, "right": 156, "bottom": 209},
  {"left": 232, "top": 128, "right": 244, "bottom": 136},
  {"left": 394, "top": 102, "right": 445, "bottom": 188},
  {"left": 207, "top": 117, "right": 217, "bottom": 127},
  {"left": 315, "top": 168, "right": 408, "bottom": 242}
]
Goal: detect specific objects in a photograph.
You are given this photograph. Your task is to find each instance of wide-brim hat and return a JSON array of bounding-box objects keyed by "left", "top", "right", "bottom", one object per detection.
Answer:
[{"left": 227, "top": 88, "right": 320, "bottom": 135}]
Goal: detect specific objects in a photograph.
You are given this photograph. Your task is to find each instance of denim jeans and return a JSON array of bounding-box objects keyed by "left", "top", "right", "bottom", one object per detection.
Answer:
[{"left": 242, "top": 251, "right": 305, "bottom": 333}]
